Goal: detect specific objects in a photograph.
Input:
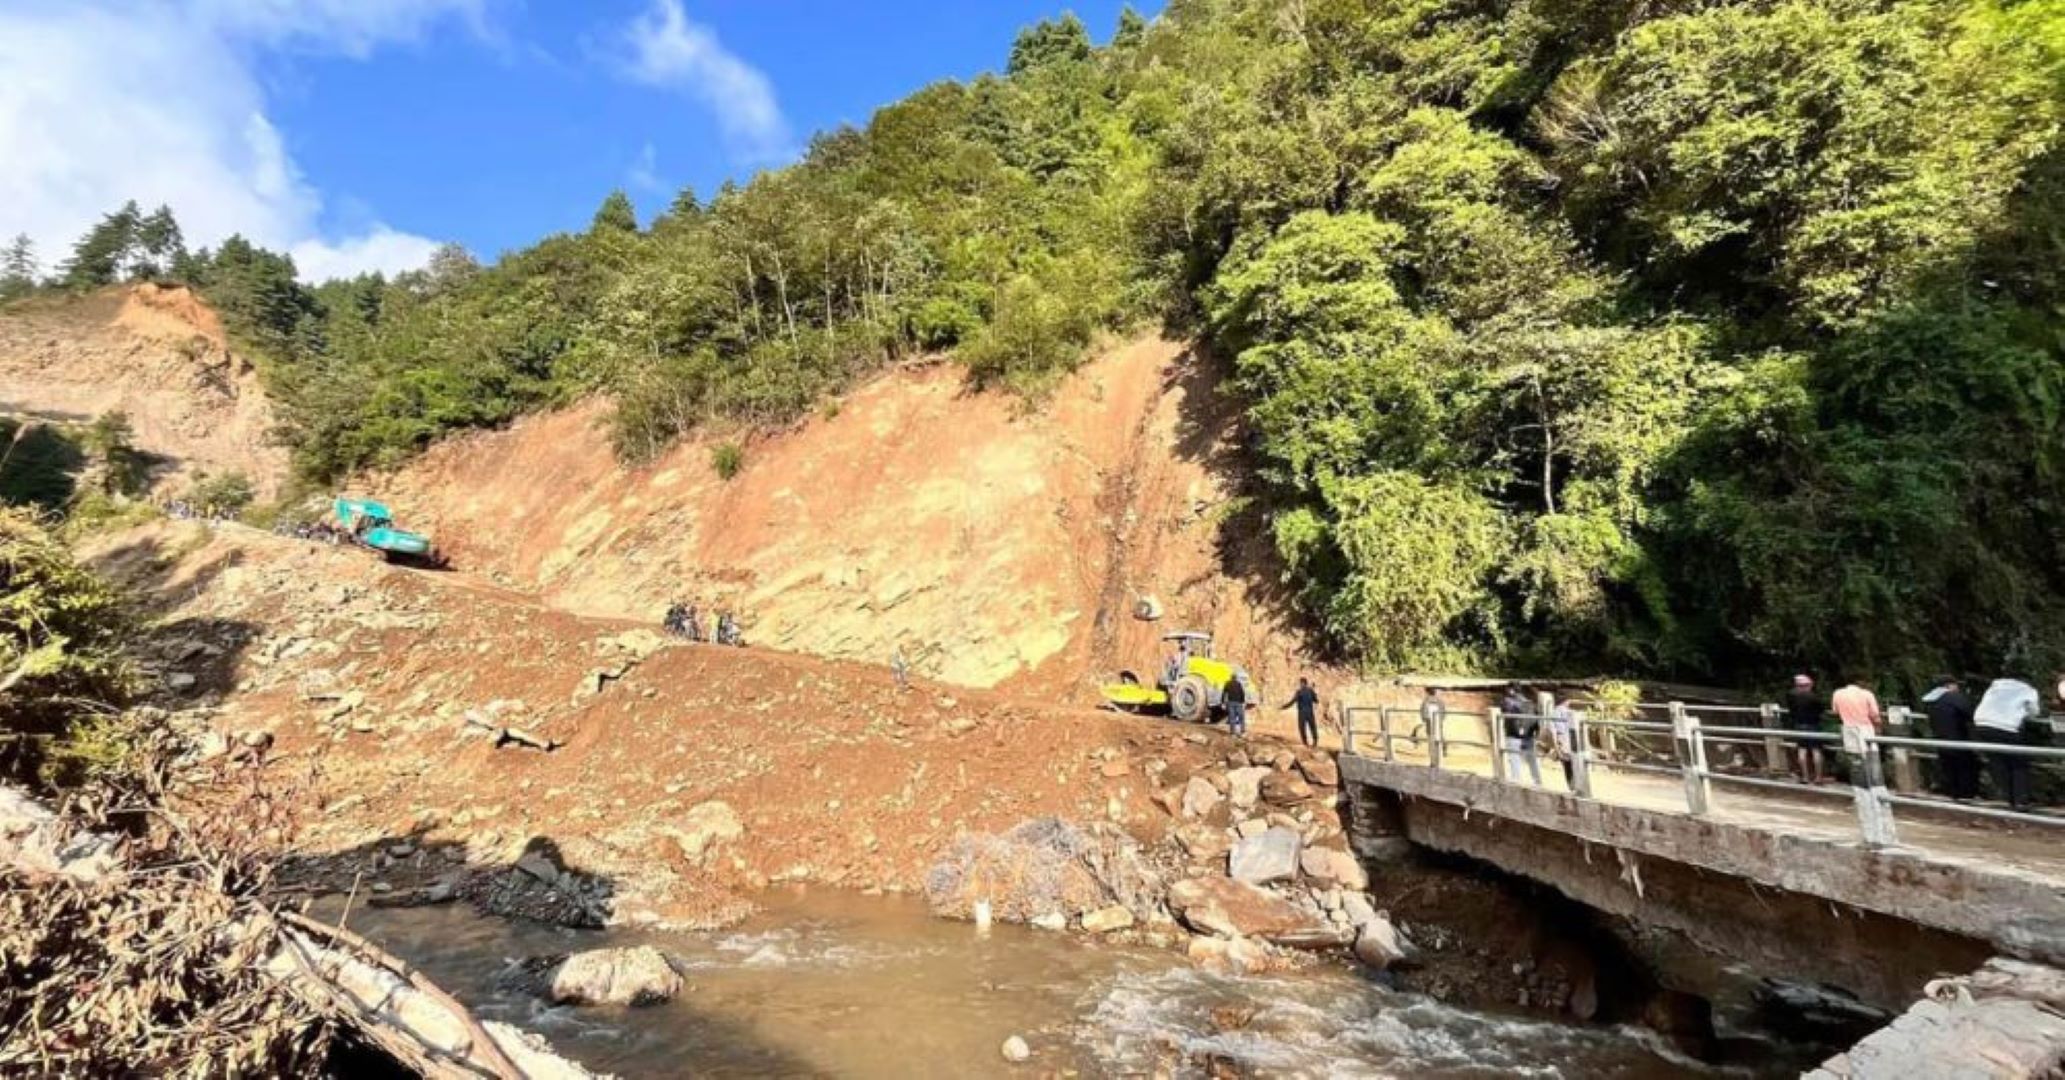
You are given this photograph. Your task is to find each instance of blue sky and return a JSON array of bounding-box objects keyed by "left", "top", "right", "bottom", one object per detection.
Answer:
[{"left": 0, "top": 1, "right": 1157, "bottom": 280}]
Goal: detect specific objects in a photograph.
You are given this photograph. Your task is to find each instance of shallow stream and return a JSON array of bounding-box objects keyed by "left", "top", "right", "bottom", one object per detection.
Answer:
[{"left": 338, "top": 890, "right": 1823, "bottom": 1078}]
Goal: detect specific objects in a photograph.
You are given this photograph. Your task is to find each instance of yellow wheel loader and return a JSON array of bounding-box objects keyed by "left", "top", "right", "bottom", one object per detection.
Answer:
[{"left": 1100, "top": 631, "right": 1256, "bottom": 724}]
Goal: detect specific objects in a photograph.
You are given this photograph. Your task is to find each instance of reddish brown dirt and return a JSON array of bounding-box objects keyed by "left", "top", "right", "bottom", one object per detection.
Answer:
[
  {"left": 100, "top": 521, "right": 1269, "bottom": 926},
  {"left": 0, "top": 285, "right": 285, "bottom": 494},
  {"left": 366, "top": 339, "right": 1344, "bottom": 703}
]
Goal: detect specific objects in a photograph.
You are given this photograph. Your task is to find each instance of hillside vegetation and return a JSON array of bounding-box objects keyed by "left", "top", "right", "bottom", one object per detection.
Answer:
[{"left": 17, "top": 0, "right": 2064, "bottom": 687}]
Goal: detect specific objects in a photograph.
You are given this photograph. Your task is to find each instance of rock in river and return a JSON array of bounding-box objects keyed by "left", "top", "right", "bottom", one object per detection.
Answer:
[
  {"left": 549, "top": 946, "right": 682, "bottom": 1006},
  {"left": 1168, "top": 876, "right": 1325, "bottom": 942}
]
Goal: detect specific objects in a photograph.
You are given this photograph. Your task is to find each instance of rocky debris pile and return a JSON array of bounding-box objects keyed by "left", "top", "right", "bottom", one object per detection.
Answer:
[
  {"left": 547, "top": 946, "right": 683, "bottom": 1007},
  {"left": 456, "top": 841, "right": 612, "bottom": 928},
  {"left": 925, "top": 744, "right": 1412, "bottom": 979},
  {"left": 925, "top": 817, "right": 1173, "bottom": 931}
]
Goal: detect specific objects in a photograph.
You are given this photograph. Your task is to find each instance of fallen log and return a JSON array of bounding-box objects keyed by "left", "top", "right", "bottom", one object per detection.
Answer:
[{"left": 462, "top": 713, "right": 561, "bottom": 752}]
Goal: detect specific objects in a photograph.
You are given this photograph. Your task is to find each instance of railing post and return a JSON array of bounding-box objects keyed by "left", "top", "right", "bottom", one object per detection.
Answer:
[
  {"left": 1344, "top": 705, "right": 1359, "bottom": 756},
  {"left": 1428, "top": 709, "right": 1445, "bottom": 771},
  {"left": 1571, "top": 713, "right": 1594, "bottom": 798},
  {"left": 1759, "top": 702, "right": 1786, "bottom": 775},
  {"left": 1489, "top": 708, "right": 1509, "bottom": 783},
  {"left": 1885, "top": 706, "right": 1920, "bottom": 793},
  {"left": 1671, "top": 702, "right": 1711, "bottom": 814},
  {"left": 1379, "top": 707, "right": 1395, "bottom": 763},
  {"left": 1844, "top": 725, "right": 1899, "bottom": 847}
]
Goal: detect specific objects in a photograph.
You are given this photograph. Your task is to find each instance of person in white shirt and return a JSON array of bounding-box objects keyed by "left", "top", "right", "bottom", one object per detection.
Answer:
[{"left": 1974, "top": 678, "right": 2042, "bottom": 809}]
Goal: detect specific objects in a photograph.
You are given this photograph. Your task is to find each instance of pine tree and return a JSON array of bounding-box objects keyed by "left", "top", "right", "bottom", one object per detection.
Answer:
[
  {"left": 133, "top": 205, "right": 186, "bottom": 281},
  {"left": 591, "top": 190, "right": 640, "bottom": 234},
  {"left": 59, "top": 201, "right": 142, "bottom": 289},
  {"left": 1113, "top": 6, "right": 1147, "bottom": 50},
  {"left": 0, "top": 234, "right": 37, "bottom": 301},
  {"left": 1008, "top": 14, "right": 1092, "bottom": 74}
]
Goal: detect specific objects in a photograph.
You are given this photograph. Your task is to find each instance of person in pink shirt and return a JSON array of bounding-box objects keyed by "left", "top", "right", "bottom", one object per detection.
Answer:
[{"left": 1831, "top": 679, "right": 1883, "bottom": 731}]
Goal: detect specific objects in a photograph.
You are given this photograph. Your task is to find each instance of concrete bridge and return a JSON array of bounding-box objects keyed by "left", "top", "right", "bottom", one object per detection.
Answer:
[{"left": 1335, "top": 701, "right": 2065, "bottom": 1075}]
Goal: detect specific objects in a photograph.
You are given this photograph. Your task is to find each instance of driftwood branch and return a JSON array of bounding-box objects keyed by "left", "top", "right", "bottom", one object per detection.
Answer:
[{"left": 274, "top": 909, "right": 524, "bottom": 1079}]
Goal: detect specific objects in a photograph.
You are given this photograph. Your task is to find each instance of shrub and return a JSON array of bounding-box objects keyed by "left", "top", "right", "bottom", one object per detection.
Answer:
[
  {"left": 0, "top": 509, "right": 132, "bottom": 787},
  {"left": 711, "top": 442, "right": 745, "bottom": 481},
  {"left": 186, "top": 471, "right": 255, "bottom": 517}
]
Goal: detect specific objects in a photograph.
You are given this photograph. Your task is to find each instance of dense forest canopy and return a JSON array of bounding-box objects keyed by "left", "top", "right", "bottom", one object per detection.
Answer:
[{"left": 17, "top": 0, "right": 2064, "bottom": 689}]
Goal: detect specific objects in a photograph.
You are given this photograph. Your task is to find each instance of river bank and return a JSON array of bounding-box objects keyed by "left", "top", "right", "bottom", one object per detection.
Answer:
[{"left": 334, "top": 888, "right": 1809, "bottom": 1078}]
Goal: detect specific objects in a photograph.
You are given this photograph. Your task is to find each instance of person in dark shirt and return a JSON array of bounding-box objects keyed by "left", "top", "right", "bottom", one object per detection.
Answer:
[
  {"left": 1282, "top": 678, "right": 1321, "bottom": 748},
  {"left": 1499, "top": 684, "right": 1542, "bottom": 786},
  {"left": 1922, "top": 675, "right": 1979, "bottom": 800},
  {"left": 1222, "top": 674, "right": 1249, "bottom": 738},
  {"left": 1783, "top": 674, "right": 1825, "bottom": 784}
]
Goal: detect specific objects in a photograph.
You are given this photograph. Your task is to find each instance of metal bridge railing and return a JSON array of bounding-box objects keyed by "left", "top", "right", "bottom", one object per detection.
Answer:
[{"left": 1341, "top": 697, "right": 2065, "bottom": 848}]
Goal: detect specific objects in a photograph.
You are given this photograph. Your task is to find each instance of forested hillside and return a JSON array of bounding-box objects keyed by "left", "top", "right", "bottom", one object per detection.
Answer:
[{"left": 16, "top": 0, "right": 2062, "bottom": 688}]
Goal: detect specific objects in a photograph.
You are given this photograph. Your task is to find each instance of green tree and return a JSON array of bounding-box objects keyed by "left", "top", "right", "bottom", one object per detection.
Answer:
[
  {"left": 0, "top": 235, "right": 36, "bottom": 301},
  {"left": 591, "top": 189, "right": 640, "bottom": 235},
  {"left": 132, "top": 205, "right": 186, "bottom": 280},
  {"left": 1009, "top": 13, "right": 1092, "bottom": 73},
  {"left": 59, "top": 201, "right": 141, "bottom": 289},
  {"left": 1113, "top": 6, "right": 1147, "bottom": 50}
]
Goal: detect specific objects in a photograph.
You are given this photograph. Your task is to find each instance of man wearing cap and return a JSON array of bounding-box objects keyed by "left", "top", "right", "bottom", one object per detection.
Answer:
[{"left": 1783, "top": 674, "right": 1826, "bottom": 784}]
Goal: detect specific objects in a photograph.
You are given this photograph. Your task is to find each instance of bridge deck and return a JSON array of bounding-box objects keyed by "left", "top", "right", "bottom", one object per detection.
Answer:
[{"left": 1358, "top": 731, "right": 2065, "bottom": 883}]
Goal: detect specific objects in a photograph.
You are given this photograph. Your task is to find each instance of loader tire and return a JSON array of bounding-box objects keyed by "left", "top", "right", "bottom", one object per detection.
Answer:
[{"left": 1169, "top": 674, "right": 1210, "bottom": 723}]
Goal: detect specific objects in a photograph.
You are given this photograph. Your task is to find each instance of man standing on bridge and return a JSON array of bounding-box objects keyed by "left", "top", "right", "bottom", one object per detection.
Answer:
[
  {"left": 1785, "top": 674, "right": 1826, "bottom": 784},
  {"left": 1283, "top": 677, "right": 1321, "bottom": 748},
  {"left": 1500, "top": 685, "right": 1543, "bottom": 786},
  {"left": 1922, "top": 675, "right": 1979, "bottom": 800},
  {"left": 1832, "top": 677, "right": 1882, "bottom": 732},
  {"left": 1974, "top": 677, "right": 2042, "bottom": 810}
]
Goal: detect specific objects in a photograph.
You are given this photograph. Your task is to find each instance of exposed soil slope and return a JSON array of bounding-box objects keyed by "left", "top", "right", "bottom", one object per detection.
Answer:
[
  {"left": 93, "top": 521, "right": 1277, "bottom": 927},
  {"left": 370, "top": 339, "right": 1335, "bottom": 697},
  {"left": 0, "top": 285, "right": 287, "bottom": 494}
]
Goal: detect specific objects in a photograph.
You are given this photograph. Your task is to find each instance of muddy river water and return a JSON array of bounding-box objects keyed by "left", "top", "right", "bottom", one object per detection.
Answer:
[{"left": 342, "top": 890, "right": 1822, "bottom": 1078}]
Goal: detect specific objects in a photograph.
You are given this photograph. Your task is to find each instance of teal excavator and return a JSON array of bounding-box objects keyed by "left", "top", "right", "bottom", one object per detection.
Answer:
[{"left": 333, "top": 497, "right": 444, "bottom": 566}]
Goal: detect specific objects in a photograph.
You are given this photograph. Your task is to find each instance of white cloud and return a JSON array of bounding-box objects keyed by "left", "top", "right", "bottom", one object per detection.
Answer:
[
  {"left": 0, "top": 1, "right": 481, "bottom": 282},
  {"left": 291, "top": 228, "right": 447, "bottom": 283},
  {"left": 619, "top": 0, "right": 789, "bottom": 162}
]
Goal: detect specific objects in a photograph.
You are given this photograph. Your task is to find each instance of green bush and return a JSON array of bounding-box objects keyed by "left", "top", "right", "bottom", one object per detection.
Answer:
[
  {"left": 711, "top": 442, "right": 745, "bottom": 481},
  {"left": 186, "top": 472, "right": 255, "bottom": 518},
  {"left": 0, "top": 509, "right": 133, "bottom": 787}
]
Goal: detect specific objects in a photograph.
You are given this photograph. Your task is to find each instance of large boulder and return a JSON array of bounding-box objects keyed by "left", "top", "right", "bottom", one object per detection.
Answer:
[
  {"left": 549, "top": 946, "right": 682, "bottom": 1006},
  {"left": 1351, "top": 914, "right": 1419, "bottom": 972},
  {"left": 1260, "top": 773, "right": 1315, "bottom": 806},
  {"left": 1167, "top": 876, "right": 1325, "bottom": 942},
  {"left": 1297, "top": 757, "right": 1340, "bottom": 787},
  {"left": 1226, "top": 766, "right": 1272, "bottom": 810},
  {"left": 1299, "top": 846, "right": 1369, "bottom": 891},
  {"left": 661, "top": 801, "right": 743, "bottom": 864},
  {"left": 1180, "top": 777, "right": 1222, "bottom": 819},
  {"left": 1229, "top": 827, "right": 1301, "bottom": 885}
]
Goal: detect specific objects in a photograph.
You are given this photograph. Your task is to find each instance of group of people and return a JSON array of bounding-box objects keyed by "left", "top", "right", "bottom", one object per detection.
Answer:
[
  {"left": 1211, "top": 674, "right": 1323, "bottom": 747},
  {"left": 1786, "top": 673, "right": 2057, "bottom": 810},
  {"left": 165, "top": 499, "right": 236, "bottom": 524},
  {"left": 1407, "top": 685, "right": 1594, "bottom": 791},
  {"left": 662, "top": 601, "right": 743, "bottom": 647},
  {"left": 273, "top": 518, "right": 346, "bottom": 545}
]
